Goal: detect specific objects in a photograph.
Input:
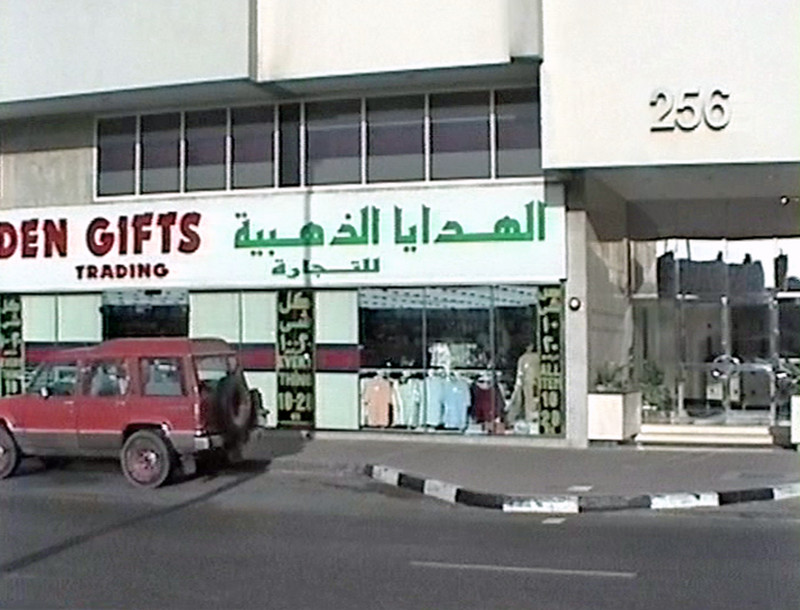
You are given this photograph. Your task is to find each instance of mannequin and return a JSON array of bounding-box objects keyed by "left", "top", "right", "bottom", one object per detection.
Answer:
[{"left": 507, "top": 344, "right": 540, "bottom": 426}]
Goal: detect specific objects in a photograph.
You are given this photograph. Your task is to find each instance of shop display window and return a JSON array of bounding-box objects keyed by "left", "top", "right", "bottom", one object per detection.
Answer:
[{"left": 358, "top": 285, "right": 561, "bottom": 436}]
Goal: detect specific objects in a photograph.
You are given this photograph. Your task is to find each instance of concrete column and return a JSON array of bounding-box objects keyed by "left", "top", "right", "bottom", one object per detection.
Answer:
[{"left": 564, "top": 207, "right": 589, "bottom": 447}]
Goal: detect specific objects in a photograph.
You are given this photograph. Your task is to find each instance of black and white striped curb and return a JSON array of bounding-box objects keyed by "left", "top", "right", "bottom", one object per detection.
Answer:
[{"left": 364, "top": 464, "right": 800, "bottom": 513}]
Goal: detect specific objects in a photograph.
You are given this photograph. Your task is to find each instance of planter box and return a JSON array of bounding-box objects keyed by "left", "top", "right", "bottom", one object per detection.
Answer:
[
  {"left": 792, "top": 396, "right": 800, "bottom": 446},
  {"left": 588, "top": 392, "right": 642, "bottom": 441}
]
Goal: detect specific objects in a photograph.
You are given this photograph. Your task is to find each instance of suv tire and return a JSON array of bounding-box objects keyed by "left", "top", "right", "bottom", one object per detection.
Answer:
[
  {"left": 216, "top": 374, "right": 253, "bottom": 445},
  {"left": 0, "top": 425, "right": 20, "bottom": 480},
  {"left": 121, "top": 430, "right": 174, "bottom": 489}
]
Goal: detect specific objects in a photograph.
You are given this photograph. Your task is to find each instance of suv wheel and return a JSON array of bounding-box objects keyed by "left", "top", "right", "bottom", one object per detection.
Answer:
[
  {"left": 216, "top": 374, "right": 253, "bottom": 444},
  {"left": 121, "top": 430, "right": 174, "bottom": 489},
  {"left": 0, "top": 425, "right": 20, "bottom": 480}
]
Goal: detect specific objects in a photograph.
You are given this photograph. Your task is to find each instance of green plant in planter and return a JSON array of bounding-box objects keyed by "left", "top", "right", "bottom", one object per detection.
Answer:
[
  {"left": 593, "top": 361, "right": 633, "bottom": 393},
  {"left": 639, "top": 360, "right": 672, "bottom": 410}
]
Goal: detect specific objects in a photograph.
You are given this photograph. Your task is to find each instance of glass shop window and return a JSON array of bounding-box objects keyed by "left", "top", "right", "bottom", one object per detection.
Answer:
[
  {"left": 140, "top": 113, "right": 181, "bottom": 194},
  {"left": 366, "top": 95, "right": 424, "bottom": 183},
  {"left": 185, "top": 109, "right": 227, "bottom": 192},
  {"left": 232, "top": 106, "right": 274, "bottom": 189},
  {"left": 278, "top": 104, "right": 301, "bottom": 187},
  {"left": 97, "top": 117, "right": 136, "bottom": 196},
  {"left": 305, "top": 99, "right": 361, "bottom": 185},
  {"left": 430, "top": 91, "right": 490, "bottom": 180},
  {"left": 357, "top": 286, "right": 552, "bottom": 436},
  {"left": 359, "top": 288, "right": 425, "bottom": 368},
  {"left": 495, "top": 89, "right": 542, "bottom": 177}
]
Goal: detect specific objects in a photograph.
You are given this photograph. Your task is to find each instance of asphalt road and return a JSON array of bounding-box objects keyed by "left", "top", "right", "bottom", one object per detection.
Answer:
[{"left": 0, "top": 458, "right": 798, "bottom": 610}]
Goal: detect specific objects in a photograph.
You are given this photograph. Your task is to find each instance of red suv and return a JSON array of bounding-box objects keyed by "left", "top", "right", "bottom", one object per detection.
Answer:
[{"left": 0, "top": 338, "right": 262, "bottom": 488}]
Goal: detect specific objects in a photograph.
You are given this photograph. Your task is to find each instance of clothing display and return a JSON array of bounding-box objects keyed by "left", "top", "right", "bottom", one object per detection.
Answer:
[
  {"left": 396, "top": 376, "right": 423, "bottom": 427},
  {"left": 423, "top": 374, "right": 446, "bottom": 427},
  {"left": 442, "top": 375, "right": 471, "bottom": 430},
  {"left": 471, "top": 377, "right": 505, "bottom": 423},
  {"left": 361, "top": 375, "right": 392, "bottom": 427},
  {"left": 507, "top": 347, "right": 540, "bottom": 423}
]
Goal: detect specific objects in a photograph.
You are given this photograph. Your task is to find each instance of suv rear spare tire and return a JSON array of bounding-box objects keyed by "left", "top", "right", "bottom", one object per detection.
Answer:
[
  {"left": 215, "top": 374, "right": 253, "bottom": 444},
  {"left": 0, "top": 425, "right": 20, "bottom": 479},
  {"left": 121, "top": 429, "right": 174, "bottom": 489}
]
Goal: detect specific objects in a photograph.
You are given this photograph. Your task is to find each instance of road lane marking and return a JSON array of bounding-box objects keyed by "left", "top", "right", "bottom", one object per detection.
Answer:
[
  {"left": 542, "top": 517, "right": 565, "bottom": 524},
  {"left": 409, "top": 560, "right": 637, "bottom": 579}
]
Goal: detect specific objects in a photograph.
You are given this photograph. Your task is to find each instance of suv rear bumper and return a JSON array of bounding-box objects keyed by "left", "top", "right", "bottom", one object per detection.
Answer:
[{"left": 170, "top": 431, "right": 227, "bottom": 454}]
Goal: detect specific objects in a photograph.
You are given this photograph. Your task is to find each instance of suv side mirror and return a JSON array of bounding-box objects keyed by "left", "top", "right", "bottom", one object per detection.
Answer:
[{"left": 39, "top": 386, "right": 50, "bottom": 399}]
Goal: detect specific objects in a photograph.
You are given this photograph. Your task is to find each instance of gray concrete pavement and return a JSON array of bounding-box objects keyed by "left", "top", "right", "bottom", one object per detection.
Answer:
[{"left": 244, "top": 430, "right": 800, "bottom": 502}]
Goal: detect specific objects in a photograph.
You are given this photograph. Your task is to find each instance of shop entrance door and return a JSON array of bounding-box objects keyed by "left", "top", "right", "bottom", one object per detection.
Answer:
[
  {"left": 101, "top": 290, "right": 189, "bottom": 340},
  {"left": 677, "top": 293, "right": 777, "bottom": 424}
]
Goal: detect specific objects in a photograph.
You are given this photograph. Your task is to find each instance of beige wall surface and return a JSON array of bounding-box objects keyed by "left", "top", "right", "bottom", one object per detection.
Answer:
[
  {"left": 542, "top": 0, "right": 800, "bottom": 168},
  {"left": 252, "top": 0, "right": 540, "bottom": 82},
  {"left": 0, "top": 0, "right": 250, "bottom": 103}
]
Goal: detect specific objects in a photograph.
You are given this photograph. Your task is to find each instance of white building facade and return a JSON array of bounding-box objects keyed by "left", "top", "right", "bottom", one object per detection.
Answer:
[{"left": 0, "top": 0, "right": 797, "bottom": 446}]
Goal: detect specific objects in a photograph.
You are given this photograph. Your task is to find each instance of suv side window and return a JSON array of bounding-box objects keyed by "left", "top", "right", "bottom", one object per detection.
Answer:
[
  {"left": 28, "top": 362, "right": 79, "bottom": 396},
  {"left": 140, "top": 358, "right": 185, "bottom": 396},
  {"left": 85, "top": 360, "right": 130, "bottom": 397}
]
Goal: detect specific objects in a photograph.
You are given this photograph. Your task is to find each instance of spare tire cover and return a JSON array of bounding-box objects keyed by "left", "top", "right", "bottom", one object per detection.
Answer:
[{"left": 215, "top": 374, "right": 253, "bottom": 442}]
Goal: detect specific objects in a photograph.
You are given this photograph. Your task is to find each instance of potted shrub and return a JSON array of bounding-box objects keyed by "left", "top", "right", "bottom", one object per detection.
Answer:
[{"left": 588, "top": 361, "right": 642, "bottom": 442}]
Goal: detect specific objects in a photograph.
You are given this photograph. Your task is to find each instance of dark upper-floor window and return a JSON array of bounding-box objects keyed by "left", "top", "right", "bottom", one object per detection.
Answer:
[
  {"left": 97, "top": 117, "right": 136, "bottom": 196},
  {"left": 95, "top": 88, "right": 541, "bottom": 197}
]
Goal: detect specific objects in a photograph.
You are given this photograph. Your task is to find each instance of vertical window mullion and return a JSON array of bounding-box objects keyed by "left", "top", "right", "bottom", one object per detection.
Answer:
[
  {"left": 299, "top": 102, "right": 306, "bottom": 188},
  {"left": 360, "top": 97, "right": 367, "bottom": 185},
  {"left": 273, "top": 105, "right": 280, "bottom": 189},
  {"left": 423, "top": 94, "right": 431, "bottom": 182},
  {"left": 135, "top": 115, "right": 141, "bottom": 196},
  {"left": 489, "top": 90, "right": 497, "bottom": 179},
  {"left": 179, "top": 112, "right": 186, "bottom": 193},
  {"left": 225, "top": 108, "right": 232, "bottom": 191}
]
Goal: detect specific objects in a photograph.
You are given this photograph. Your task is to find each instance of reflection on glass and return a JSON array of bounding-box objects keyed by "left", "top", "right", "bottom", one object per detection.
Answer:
[
  {"left": 141, "top": 113, "right": 180, "bottom": 194},
  {"left": 232, "top": 106, "right": 273, "bottom": 189},
  {"left": 185, "top": 109, "right": 226, "bottom": 192},
  {"left": 366, "top": 95, "right": 424, "bottom": 183},
  {"left": 495, "top": 89, "right": 541, "bottom": 177},
  {"left": 278, "top": 104, "right": 300, "bottom": 187},
  {"left": 430, "top": 91, "right": 490, "bottom": 180},
  {"left": 306, "top": 99, "right": 361, "bottom": 185},
  {"left": 97, "top": 117, "right": 136, "bottom": 196}
]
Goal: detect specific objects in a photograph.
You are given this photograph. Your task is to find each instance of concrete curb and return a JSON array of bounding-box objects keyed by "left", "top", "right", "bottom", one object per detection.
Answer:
[{"left": 364, "top": 464, "right": 800, "bottom": 514}]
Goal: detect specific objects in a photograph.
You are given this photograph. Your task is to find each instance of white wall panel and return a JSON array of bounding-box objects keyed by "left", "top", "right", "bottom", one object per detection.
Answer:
[
  {"left": 242, "top": 292, "right": 276, "bottom": 344},
  {"left": 190, "top": 292, "right": 240, "bottom": 342},
  {"left": 542, "top": 0, "right": 800, "bottom": 167},
  {"left": 253, "top": 0, "right": 523, "bottom": 81},
  {"left": 0, "top": 0, "right": 249, "bottom": 103},
  {"left": 315, "top": 291, "right": 357, "bottom": 345},
  {"left": 57, "top": 294, "right": 101, "bottom": 342},
  {"left": 315, "top": 373, "right": 359, "bottom": 430},
  {"left": 22, "top": 295, "right": 56, "bottom": 342}
]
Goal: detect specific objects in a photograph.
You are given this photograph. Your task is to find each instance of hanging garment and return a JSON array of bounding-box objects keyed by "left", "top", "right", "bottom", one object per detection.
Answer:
[
  {"left": 361, "top": 376, "right": 392, "bottom": 427},
  {"left": 390, "top": 379, "right": 405, "bottom": 427},
  {"left": 471, "top": 381, "right": 504, "bottom": 423},
  {"left": 442, "top": 376, "right": 471, "bottom": 430},
  {"left": 424, "top": 374, "right": 446, "bottom": 427},
  {"left": 397, "top": 377, "right": 423, "bottom": 427}
]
